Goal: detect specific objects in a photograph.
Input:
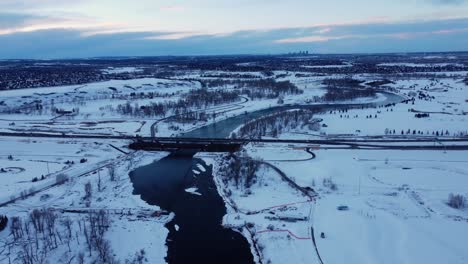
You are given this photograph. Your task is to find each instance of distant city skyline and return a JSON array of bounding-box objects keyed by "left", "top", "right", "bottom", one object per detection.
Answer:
[{"left": 1, "top": 0, "right": 468, "bottom": 58}]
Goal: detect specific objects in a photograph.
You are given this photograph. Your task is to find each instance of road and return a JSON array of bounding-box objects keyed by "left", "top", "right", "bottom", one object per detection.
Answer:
[{"left": 2, "top": 131, "right": 468, "bottom": 151}]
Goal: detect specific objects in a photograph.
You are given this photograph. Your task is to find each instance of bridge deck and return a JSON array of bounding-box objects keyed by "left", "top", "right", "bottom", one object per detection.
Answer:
[{"left": 129, "top": 140, "right": 243, "bottom": 152}]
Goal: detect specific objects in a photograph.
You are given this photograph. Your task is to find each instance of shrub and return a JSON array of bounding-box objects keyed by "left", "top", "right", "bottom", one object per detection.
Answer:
[
  {"left": 56, "top": 174, "right": 68, "bottom": 184},
  {"left": 447, "top": 193, "right": 466, "bottom": 209},
  {"left": 323, "top": 177, "right": 338, "bottom": 191}
]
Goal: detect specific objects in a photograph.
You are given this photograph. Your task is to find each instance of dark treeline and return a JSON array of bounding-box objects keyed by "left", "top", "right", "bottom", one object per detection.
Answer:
[
  {"left": 322, "top": 78, "right": 377, "bottom": 101},
  {"left": 236, "top": 109, "right": 317, "bottom": 139},
  {"left": 116, "top": 88, "right": 240, "bottom": 117},
  {"left": 200, "top": 78, "right": 303, "bottom": 99},
  {"left": 173, "top": 111, "right": 212, "bottom": 123},
  {"left": 322, "top": 78, "right": 365, "bottom": 88},
  {"left": 324, "top": 88, "right": 377, "bottom": 101},
  {"left": 200, "top": 73, "right": 261, "bottom": 79},
  {"left": 415, "top": 113, "right": 430, "bottom": 118}
]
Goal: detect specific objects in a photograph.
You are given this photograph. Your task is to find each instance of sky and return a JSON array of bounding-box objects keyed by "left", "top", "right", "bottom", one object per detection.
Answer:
[{"left": 1, "top": 0, "right": 468, "bottom": 58}]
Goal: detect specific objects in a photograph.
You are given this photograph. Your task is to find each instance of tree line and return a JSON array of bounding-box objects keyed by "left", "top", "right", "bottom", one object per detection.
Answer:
[
  {"left": 115, "top": 88, "right": 240, "bottom": 117},
  {"left": 199, "top": 78, "right": 303, "bottom": 99},
  {"left": 235, "top": 109, "right": 317, "bottom": 139}
]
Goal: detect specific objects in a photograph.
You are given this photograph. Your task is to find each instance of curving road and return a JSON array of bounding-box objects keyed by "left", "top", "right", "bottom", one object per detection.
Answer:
[{"left": 265, "top": 147, "right": 316, "bottom": 162}]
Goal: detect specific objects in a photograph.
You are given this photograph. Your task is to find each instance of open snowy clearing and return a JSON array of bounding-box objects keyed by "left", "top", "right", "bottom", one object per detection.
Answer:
[{"left": 241, "top": 143, "right": 468, "bottom": 264}]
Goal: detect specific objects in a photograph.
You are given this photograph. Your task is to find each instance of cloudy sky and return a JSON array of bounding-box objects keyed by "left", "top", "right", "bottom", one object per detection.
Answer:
[{"left": 1, "top": 0, "right": 468, "bottom": 58}]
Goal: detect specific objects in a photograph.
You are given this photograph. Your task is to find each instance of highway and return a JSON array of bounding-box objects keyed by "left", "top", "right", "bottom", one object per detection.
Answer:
[{"left": 1, "top": 131, "right": 468, "bottom": 151}]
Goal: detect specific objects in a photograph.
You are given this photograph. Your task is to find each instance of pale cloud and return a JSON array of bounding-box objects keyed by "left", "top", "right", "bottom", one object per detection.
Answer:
[
  {"left": 1, "top": 0, "right": 467, "bottom": 36},
  {"left": 274, "top": 20, "right": 468, "bottom": 43},
  {"left": 275, "top": 35, "right": 347, "bottom": 43},
  {"left": 159, "top": 5, "right": 187, "bottom": 12},
  {"left": 315, "top": 27, "right": 332, "bottom": 34},
  {"left": 432, "top": 27, "right": 468, "bottom": 34},
  {"left": 145, "top": 32, "right": 211, "bottom": 40},
  {"left": 0, "top": 15, "right": 110, "bottom": 35}
]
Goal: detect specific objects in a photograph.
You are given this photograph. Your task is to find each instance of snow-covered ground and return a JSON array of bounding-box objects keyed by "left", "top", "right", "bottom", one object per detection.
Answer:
[
  {"left": 0, "top": 78, "right": 197, "bottom": 136},
  {"left": 0, "top": 137, "right": 172, "bottom": 263},
  {"left": 377, "top": 62, "right": 466, "bottom": 67},
  {"left": 0, "top": 137, "right": 127, "bottom": 203},
  {"left": 275, "top": 77, "right": 468, "bottom": 139},
  {"left": 1, "top": 62, "right": 467, "bottom": 264},
  {"left": 206, "top": 153, "right": 320, "bottom": 264},
  {"left": 234, "top": 143, "right": 468, "bottom": 264}
]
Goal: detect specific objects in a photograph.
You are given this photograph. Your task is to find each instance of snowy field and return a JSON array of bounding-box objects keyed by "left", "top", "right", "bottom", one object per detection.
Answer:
[
  {"left": 0, "top": 137, "right": 127, "bottom": 203},
  {"left": 0, "top": 145, "right": 172, "bottom": 263},
  {"left": 0, "top": 59, "right": 467, "bottom": 263},
  {"left": 275, "top": 77, "right": 468, "bottom": 139},
  {"left": 236, "top": 144, "right": 468, "bottom": 264}
]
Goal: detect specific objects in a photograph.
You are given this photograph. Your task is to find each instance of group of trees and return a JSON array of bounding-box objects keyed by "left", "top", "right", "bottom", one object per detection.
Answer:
[
  {"left": 218, "top": 155, "right": 260, "bottom": 191},
  {"left": 322, "top": 78, "right": 365, "bottom": 88},
  {"left": 173, "top": 111, "right": 212, "bottom": 123},
  {"left": 7, "top": 208, "right": 120, "bottom": 264},
  {"left": 384, "top": 128, "right": 453, "bottom": 137},
  {"left": 200, "top": 73, "right": 261, "bottom": 79},
  {"left": 115, "top": 88, "right": 240, "bottom": 118},
  {"left": 324, "top": 88, "right": 376, "bottom": 102},
  {"left": 322, "top": 178, "right": 338, "bottom": 191},
  {"left": 200, "top": 78, "right": 303, "bottom": 99},
  {"left": 321, "top": 78, "right": 378, "bottom": 101},
  {"left": 10, "top": 208, "right": 65, "bottom": 263},
  {"left": 235, "top": 109, "right": 317, "bottom": 139},
  {"left": 82, "top": 210, "right": 114, "bottom": 263}
]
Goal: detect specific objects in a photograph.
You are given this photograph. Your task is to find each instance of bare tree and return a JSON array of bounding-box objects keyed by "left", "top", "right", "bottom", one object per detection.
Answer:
[
  {"left": 108, "top": 165, "right": 116, "bottom": 182},
  {"left": 78, "top": 252, "right": 85, "bottom": 264},
  {"left": 10, "top": 216, "right": 24, "bottom": 241},
  {"left": 84, "top": 182, "right": 92, "bottom": 207},
  {"left": 98, "top": 171, "right": 102, "bottom": 192}
]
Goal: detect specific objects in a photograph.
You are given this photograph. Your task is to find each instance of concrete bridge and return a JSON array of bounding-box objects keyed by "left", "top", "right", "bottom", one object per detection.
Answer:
[
  {"left": 129, "top": 137, "right": 468, "bottom": 152},
  {"left": 1, "top": 132, "right": 468, "bottom": 152}
]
